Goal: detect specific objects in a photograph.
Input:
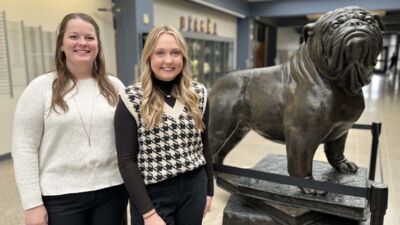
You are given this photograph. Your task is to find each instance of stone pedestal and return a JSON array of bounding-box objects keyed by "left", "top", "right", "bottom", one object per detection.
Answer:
[
  {"left": 223, "top": 196, "right": 280, "bottom": 225},
  {"left": 218, "top": 154, "right": 370, "bottom": 224},
  {"left": 223, "top": 195, "right": 366, "bottom": 225}
]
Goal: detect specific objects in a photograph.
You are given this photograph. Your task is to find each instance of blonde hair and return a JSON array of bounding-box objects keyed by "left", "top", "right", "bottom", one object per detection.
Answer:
[
  {"left": 51, "top": 13, "right": 118, "bottom": 113},
  {"left": 140, "top": 25, "right": 204, "bottom": 129}
]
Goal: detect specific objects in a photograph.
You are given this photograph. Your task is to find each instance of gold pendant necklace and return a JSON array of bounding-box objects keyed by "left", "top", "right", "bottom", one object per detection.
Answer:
[{"left": 72, "top": 85, "right": 96, "bottom": 147}]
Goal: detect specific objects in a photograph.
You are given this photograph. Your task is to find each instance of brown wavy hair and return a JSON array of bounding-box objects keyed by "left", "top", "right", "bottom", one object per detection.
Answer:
[
  {"left": 51, "top": 13, "right": 118, "bottom": 113},
  {"left": 140, "top": 25, "right": 204, "bottom": 129}
]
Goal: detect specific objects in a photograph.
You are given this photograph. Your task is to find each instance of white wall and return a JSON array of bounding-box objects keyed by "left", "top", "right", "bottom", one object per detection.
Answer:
[
  {"left": 0, "top": 0, "right": 116, "bottom": 74},
  {"left": 276, "top": 27, "right": 301, "bottom": 64},
  {"left": 0, "top": 0, "right": 115, "bottom": 156}
]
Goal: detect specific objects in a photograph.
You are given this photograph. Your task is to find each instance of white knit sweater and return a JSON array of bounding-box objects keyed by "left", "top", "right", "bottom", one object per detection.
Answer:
[{"left": 12, "top": 72, "right": 125, "bottom": 210}]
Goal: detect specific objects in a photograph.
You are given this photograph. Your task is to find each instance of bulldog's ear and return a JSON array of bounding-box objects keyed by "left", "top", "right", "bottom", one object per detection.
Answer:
[
  {"left": 303, "top": 23, "right": 315, "bottom": 42},
  {"left": 373, "top": 14, "right": 385, "bottom": 31}
]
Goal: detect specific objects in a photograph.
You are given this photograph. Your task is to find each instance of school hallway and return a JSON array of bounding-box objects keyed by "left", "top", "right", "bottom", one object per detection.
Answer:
[{"left": 1, "top": 71, "right": 400, "bottom": 225}]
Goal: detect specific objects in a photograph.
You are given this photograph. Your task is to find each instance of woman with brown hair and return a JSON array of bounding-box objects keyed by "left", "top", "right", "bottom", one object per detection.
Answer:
[
  {"left": 114, "top": 24, "right": 214, "bottom": 225},
  {"left": 12, "top": 13, "right": 128, "bottom": 225}
]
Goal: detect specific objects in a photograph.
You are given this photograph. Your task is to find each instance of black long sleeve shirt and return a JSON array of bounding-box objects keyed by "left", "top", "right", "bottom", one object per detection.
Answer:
[{"left": 114, "top": 80, "right": 214, "bottom": 215}]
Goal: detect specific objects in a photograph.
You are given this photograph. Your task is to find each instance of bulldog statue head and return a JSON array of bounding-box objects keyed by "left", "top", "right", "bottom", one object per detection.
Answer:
[{"left": 303, "top": 6, "right": 384, "bottom": 95}]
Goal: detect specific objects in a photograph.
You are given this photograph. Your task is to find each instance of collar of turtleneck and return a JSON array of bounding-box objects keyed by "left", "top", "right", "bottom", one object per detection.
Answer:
[
  {"left": 152, "top": 75, "right": 181, "bottom": 96},
  {"left": 152, "top": 75, "right": 181, "bottom": 107}
]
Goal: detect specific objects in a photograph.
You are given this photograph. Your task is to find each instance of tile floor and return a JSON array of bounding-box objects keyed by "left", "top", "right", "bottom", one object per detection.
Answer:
[{"left": 1, "top": 71, "right": 399, "bottom": 225}]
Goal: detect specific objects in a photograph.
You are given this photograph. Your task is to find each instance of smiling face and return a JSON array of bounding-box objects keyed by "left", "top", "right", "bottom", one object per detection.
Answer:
[
  {"left": 62, "top": 18, "right": 98, "bottom": 71},
  {"left": 150, "top": 32, "right": 183, "bottom": 81}
]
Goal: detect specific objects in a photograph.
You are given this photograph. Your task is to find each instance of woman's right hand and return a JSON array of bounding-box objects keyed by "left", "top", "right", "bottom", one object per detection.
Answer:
[
  {"left": 143, "top": 210, "right": 166, "bottom": 225},
  {"left": 24, "top": 205, "right": 48, "bottom": 225}
]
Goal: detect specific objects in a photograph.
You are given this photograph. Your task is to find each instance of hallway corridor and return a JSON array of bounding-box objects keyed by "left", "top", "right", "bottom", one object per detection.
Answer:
[{"left": 1, "top": 72, "right": 399, "bottom": 225}]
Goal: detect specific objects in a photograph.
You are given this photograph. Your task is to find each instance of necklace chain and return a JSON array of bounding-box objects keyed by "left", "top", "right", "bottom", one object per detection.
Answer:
[
  {"left": 158, "top": 87, "right": 172, "bottom": 98},
  {"left": 72, "top": 85, "right": 96, "bottom": 147}
]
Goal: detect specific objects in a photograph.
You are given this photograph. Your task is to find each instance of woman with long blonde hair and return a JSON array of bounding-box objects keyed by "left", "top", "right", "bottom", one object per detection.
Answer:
[
  {"left": 115, "top": 25, "right": 214, "bottom": 225},
  {"left": 12, "top": 13, "right": 128, "bottom": 225}
]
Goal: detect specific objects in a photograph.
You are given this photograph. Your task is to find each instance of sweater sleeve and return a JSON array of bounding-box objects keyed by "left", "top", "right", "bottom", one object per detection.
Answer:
[
  {"left": 11, "top": 77, "right": 47, "bottom": 210},
  {"left": 202, "top": 100, "right": 214, "bottom": 196},
  {"left": 114, "top": 98, "right": 154, "bottom": 215}
]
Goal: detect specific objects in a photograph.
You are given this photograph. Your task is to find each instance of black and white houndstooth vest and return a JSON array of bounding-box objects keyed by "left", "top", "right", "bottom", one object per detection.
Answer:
[{"left": 120, "top": 81, "right": 207, "bottom": 185}]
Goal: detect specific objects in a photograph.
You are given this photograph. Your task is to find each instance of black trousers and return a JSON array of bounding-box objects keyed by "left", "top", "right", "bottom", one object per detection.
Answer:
[
  {"left": 43, "top": 184, "right": 128, "bottom": 225},
  {"left": 131, "top": 167, "right": 207, "bottom": 225}
]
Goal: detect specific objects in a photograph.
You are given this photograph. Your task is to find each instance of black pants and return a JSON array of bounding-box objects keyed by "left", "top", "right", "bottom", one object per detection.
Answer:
[
  {"left": 131, "top": 167, "right": 207, "bottom": 225},
  {"left": 43, "top": 184, "right": 128, "bottom": 225}
]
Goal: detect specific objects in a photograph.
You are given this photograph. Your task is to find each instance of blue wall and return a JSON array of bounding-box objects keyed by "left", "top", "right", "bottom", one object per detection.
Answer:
[
  {"left": 236, "top": 17, "right": 253, "bottom": 70},
  {"left": 113, "top": 0, "right": 153, "bottom": 85}
]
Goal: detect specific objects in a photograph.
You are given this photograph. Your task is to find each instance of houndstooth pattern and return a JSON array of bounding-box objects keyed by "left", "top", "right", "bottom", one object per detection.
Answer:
[{"left": 124, "top": 82, "right": 206, "bottom": 185}]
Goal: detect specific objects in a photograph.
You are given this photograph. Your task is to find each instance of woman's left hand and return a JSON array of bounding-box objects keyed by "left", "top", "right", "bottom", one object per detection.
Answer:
[{"left": 203, "top": 196, "right": 213, "bottom": 217}]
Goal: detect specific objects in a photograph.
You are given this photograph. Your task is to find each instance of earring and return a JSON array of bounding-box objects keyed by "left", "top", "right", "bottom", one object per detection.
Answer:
[{"left": 61, "top": 46, "right": 64, "bottom": 52}]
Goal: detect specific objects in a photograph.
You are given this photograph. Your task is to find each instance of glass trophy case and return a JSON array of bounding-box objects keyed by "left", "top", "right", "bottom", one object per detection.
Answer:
[{"left": 183, "top": 32, "right": 234, "bottom": 89}]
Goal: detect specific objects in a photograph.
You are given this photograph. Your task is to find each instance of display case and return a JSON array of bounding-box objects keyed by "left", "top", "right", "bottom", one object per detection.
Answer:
[{"left": 183, "top": 32, "right": 234, "bottom": 89}]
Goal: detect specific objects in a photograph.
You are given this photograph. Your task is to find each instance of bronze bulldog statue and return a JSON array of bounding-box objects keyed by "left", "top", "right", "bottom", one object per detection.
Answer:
[{"left": 209, "top": 6, "right": 383, "bottom": 194}]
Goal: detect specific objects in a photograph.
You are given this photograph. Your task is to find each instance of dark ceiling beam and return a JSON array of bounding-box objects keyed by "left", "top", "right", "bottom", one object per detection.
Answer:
[
  {"left": 261, "top": 16, "right": 310, "bottom": 27},
  {"left": 249, "top": 0, "right": 400, "bottom": 17},
  {"left": 382, "top": 14, "right": 400, "bottom": 25},
  {"left": 276, "top": 17, "right": 310, "bottom": 27},
  {"left": 384, "top": 24, "right": 400, "bottom": 32}
]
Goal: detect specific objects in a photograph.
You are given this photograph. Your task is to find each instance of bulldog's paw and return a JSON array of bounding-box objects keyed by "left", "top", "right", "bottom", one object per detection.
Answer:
[{"left": 334, "top": 160, "right": 359, "bottom": 173}]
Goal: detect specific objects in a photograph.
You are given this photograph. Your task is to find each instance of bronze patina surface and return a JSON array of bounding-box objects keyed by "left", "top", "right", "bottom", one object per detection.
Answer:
[{"left": 209, "top": 6, "right": 383, "bottom": 194}]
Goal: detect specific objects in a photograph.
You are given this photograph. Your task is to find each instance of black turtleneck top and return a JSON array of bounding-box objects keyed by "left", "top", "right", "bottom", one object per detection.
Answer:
[
  {"left": 152, "top": 74, "right": 178, "bottom": 108},
  {"left": 114, "top": 76, "right": 214, "bottom": 215}
]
